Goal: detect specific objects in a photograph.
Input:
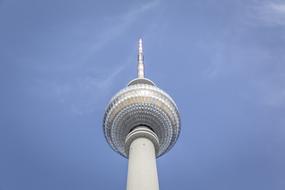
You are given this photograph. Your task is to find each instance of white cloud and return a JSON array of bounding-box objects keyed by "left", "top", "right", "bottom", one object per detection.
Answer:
[
  {"left": 87, "top": 0, "right": 160, "bottom": 55},
  {"left": 60, "top": 64, "right": 126, "bottom": 115},
  {"left": 203, "top": 42, "right": 227, "bottom": 79},
  {"left": 29, "top": 63, "right": 127, "bottom": 115},
  {"left": 26, "top": 0, "right": 161, "bottom": 115},
  {"left": 252, "top": 75, "right": 285, "bottom": 107},
  {"left": 255, "top": 1, "right": 285, "bottom": 25},
  {"left": 268, "top": 1, "right": 285, "bottom": 13}
]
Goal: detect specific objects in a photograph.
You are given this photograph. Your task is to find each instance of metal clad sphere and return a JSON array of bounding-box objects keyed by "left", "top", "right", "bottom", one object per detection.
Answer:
[{"left": 103, "top": 79, "right": 181, "bottom": 158}]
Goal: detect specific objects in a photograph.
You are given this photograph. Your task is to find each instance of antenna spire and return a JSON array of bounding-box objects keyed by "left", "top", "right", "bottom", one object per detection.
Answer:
[{"left": 137, "top": 38, "right": 144, "bottom": 78}]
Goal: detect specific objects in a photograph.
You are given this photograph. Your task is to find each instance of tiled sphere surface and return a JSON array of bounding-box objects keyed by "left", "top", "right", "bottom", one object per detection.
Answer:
[{"left": 103, "top": 78, "right": 180, "bottom": 158}]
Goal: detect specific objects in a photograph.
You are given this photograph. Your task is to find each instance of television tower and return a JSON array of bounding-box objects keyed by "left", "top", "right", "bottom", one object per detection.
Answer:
[{"left": 103, "top": 39, "right": 181, "bottom": 190}]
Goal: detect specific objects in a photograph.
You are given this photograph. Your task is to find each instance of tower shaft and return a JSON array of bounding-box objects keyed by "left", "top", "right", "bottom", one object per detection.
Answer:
[{"left": 126, "top": 127, "right": 159, "bottom": 190}]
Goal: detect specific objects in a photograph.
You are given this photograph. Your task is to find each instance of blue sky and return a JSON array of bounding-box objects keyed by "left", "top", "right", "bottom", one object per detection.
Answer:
[{"left": 0, "top": 0, "right": 285, "bottom": 189}]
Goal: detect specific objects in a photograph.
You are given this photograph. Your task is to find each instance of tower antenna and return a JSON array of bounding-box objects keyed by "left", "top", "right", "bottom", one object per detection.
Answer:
[{"left": 137, "top": 38, "right": 144, "bottom": 78}]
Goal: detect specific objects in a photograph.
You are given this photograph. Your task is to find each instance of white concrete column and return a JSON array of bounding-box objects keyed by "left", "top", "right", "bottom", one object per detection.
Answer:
[{"left": 125, "top": 127, "right": 160, "bottom": 190}]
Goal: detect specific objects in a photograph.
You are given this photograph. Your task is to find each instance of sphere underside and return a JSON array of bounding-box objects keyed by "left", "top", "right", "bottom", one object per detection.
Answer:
[{"left": 103, "top": 82, "right": 180, "bottom": 158}]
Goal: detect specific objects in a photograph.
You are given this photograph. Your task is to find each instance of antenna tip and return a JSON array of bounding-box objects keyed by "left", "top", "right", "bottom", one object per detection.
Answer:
[{"left": 138, "top": 38, "right": 143, "bottom": 53}]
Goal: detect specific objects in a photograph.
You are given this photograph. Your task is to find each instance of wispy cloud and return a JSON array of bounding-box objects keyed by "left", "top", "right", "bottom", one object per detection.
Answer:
[
  {"left": 254, "top": 1, "right": 285, "bottom": 26},
  {"left": 59, "top": 64, "right": 126, "bottom": 115},
  {"left": 87, "top": 0, "right": 160, "bottom": 55},
  {"left": 28, "top": 1, "right": 161, "bottom": 115},
  {"left": 29, "top": 63, "right": 126, "bottom": 115},
  {"left": 203, "top": 42, "right": 227, "bottom": 79},
  {"left": 251, "top": 73, "right": 285, "bottom": 107}
]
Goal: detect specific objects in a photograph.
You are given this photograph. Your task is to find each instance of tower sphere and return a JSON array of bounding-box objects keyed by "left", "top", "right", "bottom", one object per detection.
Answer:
[{"left": 103, "top": 39, "right": 181, "bottom": 158}]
